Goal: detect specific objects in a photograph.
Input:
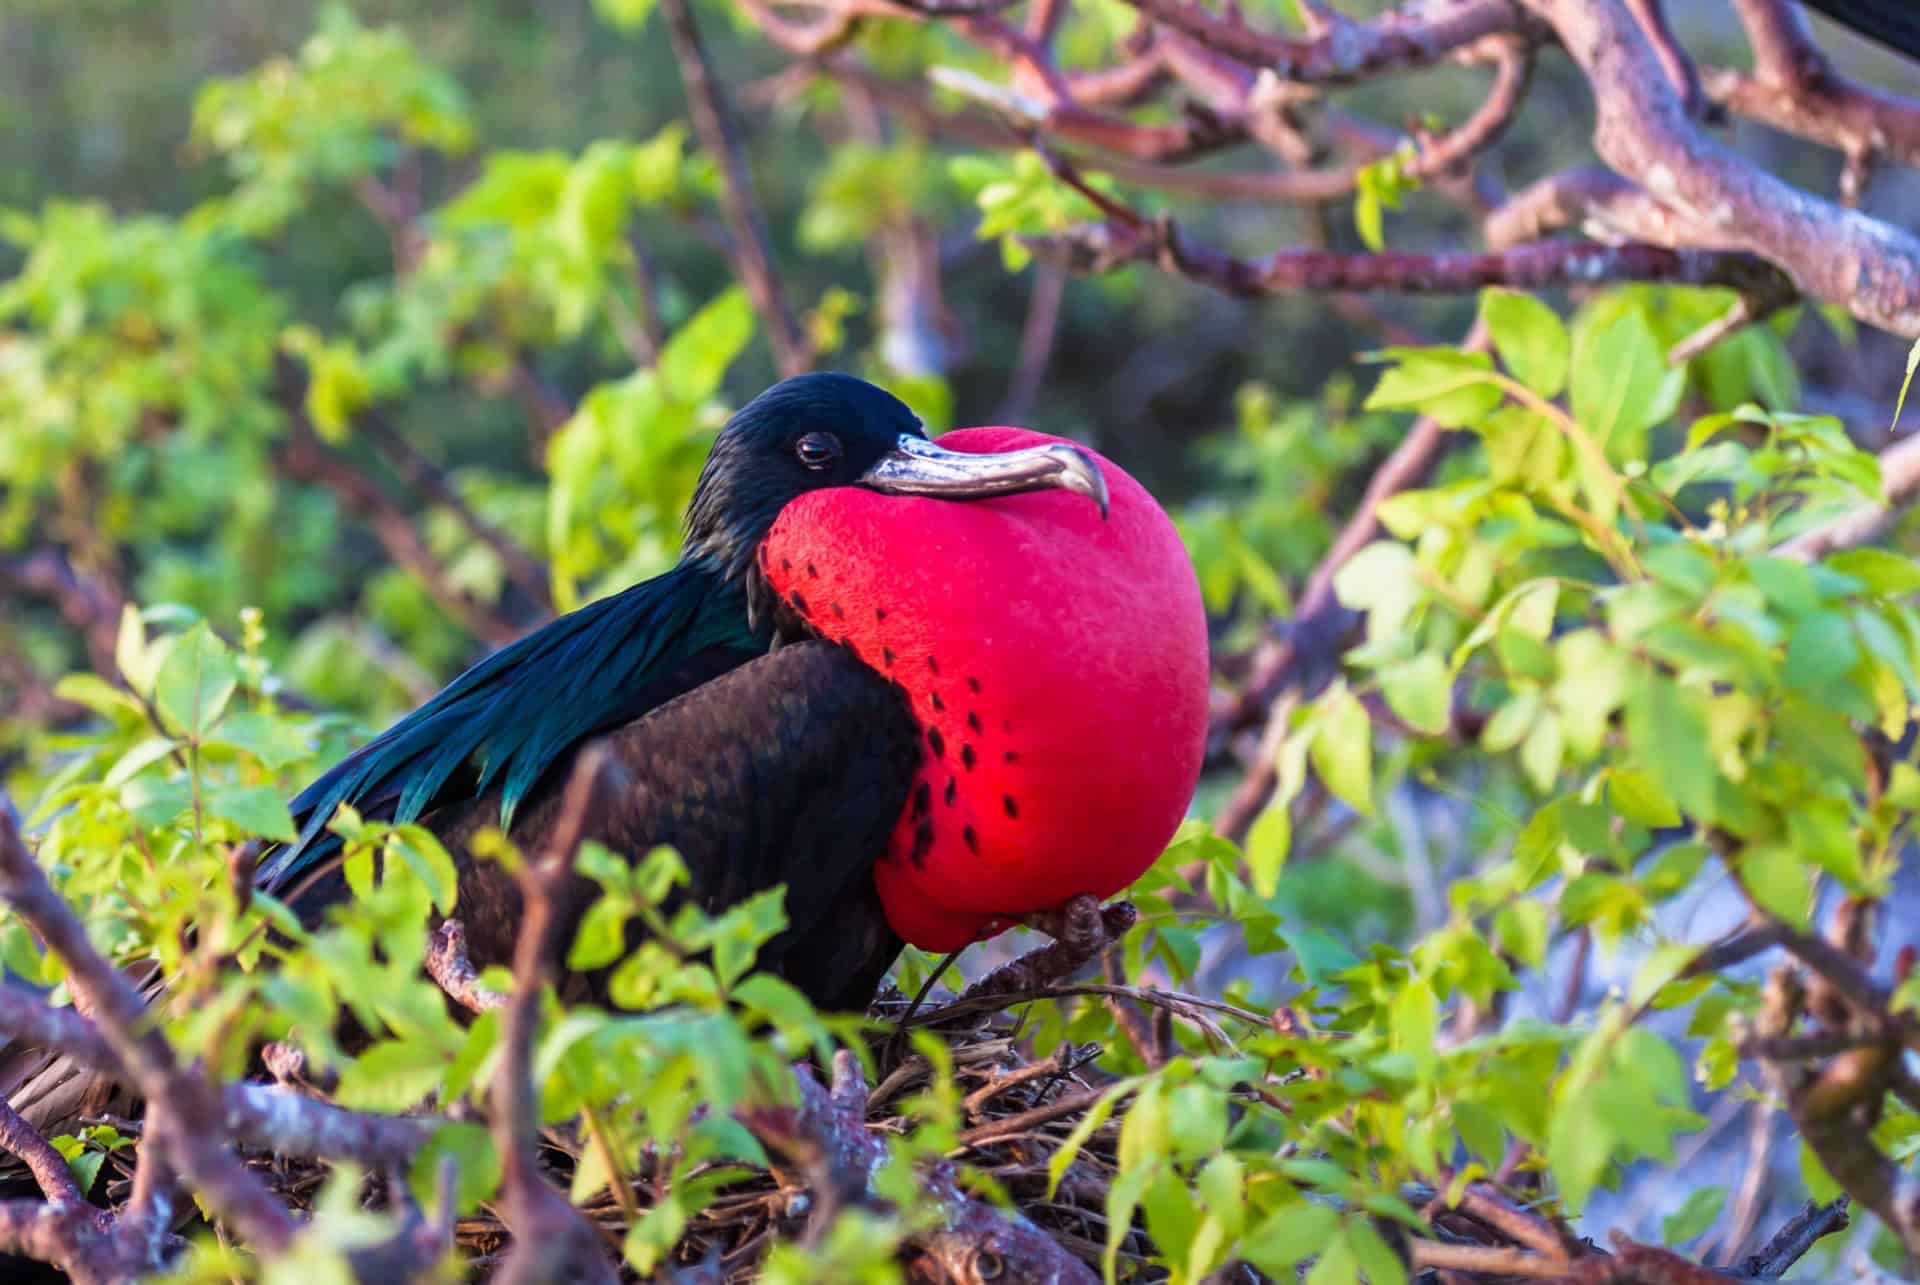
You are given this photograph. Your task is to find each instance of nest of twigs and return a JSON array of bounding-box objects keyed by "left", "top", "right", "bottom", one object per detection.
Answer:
[{"left": 213, "top": 995, "right": 1147, "bottom": 1282}]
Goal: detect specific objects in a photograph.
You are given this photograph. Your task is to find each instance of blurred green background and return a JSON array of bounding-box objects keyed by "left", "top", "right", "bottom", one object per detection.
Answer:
[{"left": 2, "top": 0, "right": 1915, "bottom": 763}]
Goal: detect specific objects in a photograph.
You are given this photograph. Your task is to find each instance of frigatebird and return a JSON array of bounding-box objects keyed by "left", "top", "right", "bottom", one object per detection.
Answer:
[{"left": 261, "top": 373, "right": 1210, "bottom": 1011}]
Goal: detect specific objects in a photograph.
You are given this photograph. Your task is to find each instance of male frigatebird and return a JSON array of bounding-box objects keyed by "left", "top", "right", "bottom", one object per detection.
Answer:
[{"left": 259, "top": 373, "right": 1209, "bottom": 1011}]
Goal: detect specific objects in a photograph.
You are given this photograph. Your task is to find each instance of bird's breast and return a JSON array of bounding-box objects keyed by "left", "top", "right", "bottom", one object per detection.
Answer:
[{"left": 761, "top": 429, "right": 1209, "bottom": 952}]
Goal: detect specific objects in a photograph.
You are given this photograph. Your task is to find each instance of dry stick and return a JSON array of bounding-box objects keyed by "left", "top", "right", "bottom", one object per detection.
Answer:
[
  {"left": 1098, "top": 946, "right": 1162, "bottom": 1067},
  {"left": 953, "top": 1085, "right": 1109, "bottom": 1150},
  {"left": 1738, "top": 1197, "right": 1849, "bottom": 1279},
  {"left": 426, "top": 918, "right": 509, "bottom": 1014},
  {"left": 746, "top": 1050, "right": 1099, "bottom": 1283},
  {"left": 490, "top": 744, "right": 624, "bottom": 1285},
  {"left": 658, "top": 0, "right": 810, "bottom": 377},
  {"left": 0, "top": 807, "right": 298, "bottom": 1255},
  {"left": 0, "top": 1096, "right": 88, "bottom": 1207},
  {"left": 1409, "top": 1238, "right": 1565, "bottom": 1278}
]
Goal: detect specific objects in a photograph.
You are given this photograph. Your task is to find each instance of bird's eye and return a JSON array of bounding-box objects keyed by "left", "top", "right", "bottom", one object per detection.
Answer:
[
  {"left": 794, "top": 432, "right": 842, "bottom": 471},
  {"left": 973, "top": 1248, "right": 1004, "bottom": 1280}
]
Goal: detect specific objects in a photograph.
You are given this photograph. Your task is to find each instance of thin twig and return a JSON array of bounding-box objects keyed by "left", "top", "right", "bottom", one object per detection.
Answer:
[{"left": 658, "top": 0, "right": 810, "bottom": 376}]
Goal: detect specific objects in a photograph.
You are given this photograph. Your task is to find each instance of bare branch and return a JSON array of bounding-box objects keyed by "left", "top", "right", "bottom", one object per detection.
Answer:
[
  {"left": 1622, "top": 0, "right": 1704, "bottom": 115},
  {"left": 277, "top": 411, "right": 525, "bottom": 649},
  {"left": 0, "top": 1097, "right": 88, "bottom": 1207},
  {"left": 1708, "top": 0, "right": 1920, "bottom": 203},
  {"left": 659, "top": 0, "right": 811, "bottom": 376},
  {"left": 357, "top": 413, "right": 553, "bottom": 615},
  {"left": 1040, "top": 213, "right": 1795, "bottom": 301},
  {"left": 0, "top": 550, "right": 125, "bottom": 680},
  {"left": 426, "top": 919, "right": 509, "bottom": 1014},
  {"left": 1522, "top": 0, "right": 1920, "bottom": 336},
  {"left": 0, "top": 808, "right": 298, "bottom": 1254},
  {"left": 1112, "top": 0, "right": 1530, "bottom": 86},
  {"left": 490, "top": 744, "right": 624, "bottom": 1285},
  {"left": 1738, "top": 1198, "right": 1849, "bottom": 1278}
]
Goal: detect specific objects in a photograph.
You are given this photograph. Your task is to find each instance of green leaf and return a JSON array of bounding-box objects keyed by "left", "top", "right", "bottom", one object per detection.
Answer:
[
  {"left": 1661, "top": 1184, "right": 1726, "bottom": 1245},
  {"left": 1546, "top": 1088, "right": 1613, "bottom": 1215},
  {"left": 1380, "top": 653, "right": 1452, "bottom": 736},
  {"left": 1364, "top": 349, "right": 1502, "bottom": 429},
  {"left": 1334, "top": 541, "right": 1423, "bottom": 640},
  {"left": 1348, "top": 1218, "right": 1410, "bottom": 1285},
  {"left": 1482, "top": 688, "right": 1540, "bottom": 753},
  {"left": 1391, "top": 976, "right": 1439, "bottom": 1075},
  {"left": 1310, "top": 683, "right": 1373, "bottom": 815},
  {"left": 592, "top": 0, "right": 658, "bottom": 29},
  {"left": 337, "top": 1039, "right": 450, "bottom": 1112},
  {"left": 153, "top": 623, "right": 238, "bottom": 739},
  {"left": 1799, "top": 1139, "right": 1843, "bottom": 1205},
  {"left": 1892, "top": 334, "right": 1920, "bottom": 433},
  {"left": 1570, "top": 305, "right": 1684, "bottom": 456},
  {"left": 1243, "top": 1201, "right": 1341, "bottom": 1274},
  {"left": 205, "top": 784, "right": 297, "bottom": 843},
  {"left": 410, "top": 1122, "right": 501, "bottom": 1215},
  {"left": 1742, "top": 844, "right": 1814, "bottom": 928},
  {"left": 657, "top": 287, "right": 754, "bottom": 404},
  {"left": 1483, "top": 289, "right": 1569, "bottom": 398},
  {"left": 1244, "top": 800, "right": 1291, "bottom": 898},
  {"left": 1494, "top": 901, "right": 1549, "bottom": 969},
  {"left": 1625, "top": 675, "right": 1714, "bottom": 820},
  {"left": 1046, "top": 1078, "right": 1142, "bottom": 1199},
  {"left": 568, "top": 897, "right": 631, "bottom": 971}
]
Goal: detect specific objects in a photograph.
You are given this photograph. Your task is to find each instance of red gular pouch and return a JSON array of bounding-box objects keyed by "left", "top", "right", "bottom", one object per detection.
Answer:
[{"left": 761, "top": 427, "right": 1209, "bottom": 952}]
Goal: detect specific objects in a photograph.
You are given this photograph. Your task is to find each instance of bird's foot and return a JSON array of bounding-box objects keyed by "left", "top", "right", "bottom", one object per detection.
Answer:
[{"left": 944, "top": 895, "right": 1138, "bottom": 1012}]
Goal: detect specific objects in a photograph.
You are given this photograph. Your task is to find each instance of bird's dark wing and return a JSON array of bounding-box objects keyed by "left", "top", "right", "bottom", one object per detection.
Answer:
[
  {"left": 261, "top": 561, "right": 763, "bottom": 892},
  {"left": 1802, "top": 0, "right": 1920, "bottom": 61},
  {"left": 384, "top": 639, "right": 922, "bottom": 1012}
]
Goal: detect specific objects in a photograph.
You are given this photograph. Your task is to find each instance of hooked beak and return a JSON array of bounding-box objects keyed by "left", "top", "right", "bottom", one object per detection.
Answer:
[{"left": 859, "top": 435, "right": 1110, "bottom": 519}]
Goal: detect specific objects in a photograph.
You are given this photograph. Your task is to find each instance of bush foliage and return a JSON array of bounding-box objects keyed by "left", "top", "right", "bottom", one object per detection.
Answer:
[{"left": 4, "top": 5, "right": 1919, "bottom": 1282}]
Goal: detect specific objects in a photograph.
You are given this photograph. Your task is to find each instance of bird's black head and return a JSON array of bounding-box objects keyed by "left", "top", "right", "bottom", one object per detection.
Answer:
[{"left": 682, "top": 372, "right": 1106, "bottom": 584}]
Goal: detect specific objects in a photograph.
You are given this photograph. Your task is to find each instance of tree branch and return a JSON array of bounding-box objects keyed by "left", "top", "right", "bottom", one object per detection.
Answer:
[
  {"left": 490, "top": 744, "right": 624, "bottom": 1285},
  {"left": 277, "top": 410, "right": 525, "bottom": 649},
  {"left": 1111, "top": 0, "right": 1530, "bottom": 85},
  {"left": 743, "top": 1050, "right": 1099, "bottom": 1283},
  {"left": 1522, "top": 0, "right": 1920, "bottom": 336},
  {"left": 0, "top": 808, "right": 298, "bottom": 1254},
  {"left": 357, "top": 413, "right": 553, "bottom": 616},
  {"left": 1708, "top": 0, "right": 1920, "bottom": 204},
  {"left": 659, "top": 0, "right": 811, "bottom": 377},
  {"left": 426, "top": 918, "right": 509, "bottom": 1014},
  {"left": 1038, "top": 214, "right": 1795, "bottom": 301}
]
